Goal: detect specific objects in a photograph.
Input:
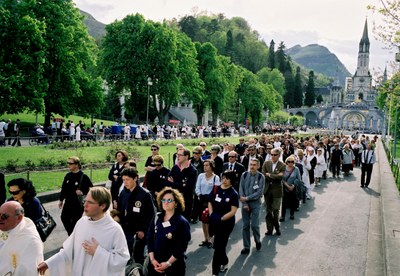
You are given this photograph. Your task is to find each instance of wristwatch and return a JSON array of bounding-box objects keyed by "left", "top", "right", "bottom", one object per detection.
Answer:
[{"left": 166, "top": 260, "right": 172, "bottom": 267}]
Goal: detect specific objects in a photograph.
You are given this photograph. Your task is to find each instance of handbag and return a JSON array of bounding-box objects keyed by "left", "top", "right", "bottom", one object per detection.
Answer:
[{"left": 36, "top": 203, "right": 57, "bottom": 242}]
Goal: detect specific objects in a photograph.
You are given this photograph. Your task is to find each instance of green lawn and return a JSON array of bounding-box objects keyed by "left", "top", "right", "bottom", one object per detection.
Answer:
[{"left": 0, "top": 137, "right": 239, "bottom": 196}]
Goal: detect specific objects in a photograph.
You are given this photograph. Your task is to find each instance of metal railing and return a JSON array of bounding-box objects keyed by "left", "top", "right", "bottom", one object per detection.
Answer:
[{"left": 383, "top": 138, "right": 400, "bottom": 189}]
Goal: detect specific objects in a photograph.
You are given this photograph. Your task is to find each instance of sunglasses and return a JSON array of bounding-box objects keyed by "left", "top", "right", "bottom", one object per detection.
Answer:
[
  {"left": 193, "top": 152, "right": 200, "bottom": 154},
  {"left": 161, "top": 198, "right": 175, "bottom": 203},
  {"left": 200, "top": 144, "right": 206, "bottom": 146},
  {"left": 228, "top": 156, "right": 236, "bottom": 158},
  {"left": 67, "top": 162, "right": 76, "bottom": 165},
  {"left": 154, "top": 163, "right": 162, "bottom": 166},
  {"left": 9, "top": 190, "right": 21, "bottom": 195},
  {"left": 286, "top": 161, "right": 295, "bottom": 164},
  {"left": 151, "top": 148, "right": 158, "bottom": 151},
  {"left": 271, "top": 154, "right": 279, "bottom": 156}
]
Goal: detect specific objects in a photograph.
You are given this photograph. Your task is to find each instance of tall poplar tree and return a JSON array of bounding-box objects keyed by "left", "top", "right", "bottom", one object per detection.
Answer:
[
  {"left": 304, "top": 71, "right": 316, "bottom": 107},
  {"left": 293, "top": 66, "right": 303, "bottom": 107},
  {"left": 268, "top": 39, "right": 275, "bottom": 69}
]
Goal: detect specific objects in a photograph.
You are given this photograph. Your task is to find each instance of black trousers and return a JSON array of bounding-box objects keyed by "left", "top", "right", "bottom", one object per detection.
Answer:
[
  {"left": 212, "top": 219, "right": 235, "bottom": 275},
  {"left": 361, "top": 163, "right": 373, "bottom": 186},
  {"left": 61, "top": 204, "right": 83, "bottom": 235},
  {"left": 331, "top": 161, "right": 341, "bottom": 176}
]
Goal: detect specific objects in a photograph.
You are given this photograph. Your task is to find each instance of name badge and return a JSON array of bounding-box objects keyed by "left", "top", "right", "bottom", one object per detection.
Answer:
[
  {"left": 253, "top": 185, "right": 259, "bottom": 189},
  {"left": 133, "top": 207, "right": 140, "bottom": 213},
  {"left": 215, "top": 195, "right": 222, "bottom": 202},
  {"left": 162, "top": 221, "right": 171, "bottom": 228},
  {"left": 114, "top": 170, "right": 118, "bottom": 174}
]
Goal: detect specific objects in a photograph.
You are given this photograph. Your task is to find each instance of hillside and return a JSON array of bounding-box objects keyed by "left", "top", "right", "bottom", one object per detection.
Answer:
[
  {"left": 80, "top": 10, "right": 106, "bottom": 39},
  {"left": 287, "top": 44, "right": 351, "bottom": 86}
]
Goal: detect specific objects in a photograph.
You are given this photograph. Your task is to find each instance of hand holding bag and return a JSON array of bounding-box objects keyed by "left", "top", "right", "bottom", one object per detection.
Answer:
[{"left": 36, "top": 203, "right": 57, "bottom": 242}]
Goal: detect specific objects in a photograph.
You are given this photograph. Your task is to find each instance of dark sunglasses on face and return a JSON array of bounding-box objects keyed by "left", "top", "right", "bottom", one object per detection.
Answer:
[
  {"left": 271, "top": 154, "right": 278, "bottom": 156},
  {"left": 154, "top": 163, "right": 162, "bottom": 166},
  {"left": 9, "top": 190, "right": 21, "bottom": 195},
  {"left": 67, "top": 162, "right": 76, "bottom": 165},
  {"left": 193, "top": 152, "right": 200, "bottom": 154},
  {"left": 151, "top": 148, "right": 158, "bottom": 151},
  {"left": 286, "top": 161, "right": 294, "bottom": 164},
  {"left": 228, "top": 156, "right": 236, "bottom": 158}
]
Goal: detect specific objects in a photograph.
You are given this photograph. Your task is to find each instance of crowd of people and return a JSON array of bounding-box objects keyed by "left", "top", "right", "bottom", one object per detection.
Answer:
[{"left": 0, "top": 131, "right": 378, "bottom": 275}]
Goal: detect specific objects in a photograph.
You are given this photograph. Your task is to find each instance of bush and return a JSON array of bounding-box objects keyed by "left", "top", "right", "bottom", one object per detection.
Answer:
[
  {"left": 38, "top": 158, "right": 56, "bottom": 168},
  {"left": 25, "top": 160, "right": 36, "bottom": 170},
  {"left": 6, "top": 159, "right": 19, "bottom": 172}
]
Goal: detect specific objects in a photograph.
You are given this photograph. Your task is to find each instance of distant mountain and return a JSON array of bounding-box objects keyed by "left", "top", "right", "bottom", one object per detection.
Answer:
[
  {"left": 80, "top": 10, "right": 106, "bottom": 39},
  {"left": 287, "top": 44, "right": 351, "bottom": 86}
]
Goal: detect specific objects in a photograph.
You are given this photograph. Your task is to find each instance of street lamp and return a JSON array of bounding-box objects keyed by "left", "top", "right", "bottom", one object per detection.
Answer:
[
  {"left": 146, "top": 77, "right": 153, "bottom": 125},
  {"left": 237, "top": 99, "right": 242, "bottom": 127}
]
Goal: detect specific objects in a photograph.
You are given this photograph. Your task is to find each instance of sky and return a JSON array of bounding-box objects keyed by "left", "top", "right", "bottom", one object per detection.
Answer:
[{"left": 74, "top": 0, "right": 396, "bottom": 78}]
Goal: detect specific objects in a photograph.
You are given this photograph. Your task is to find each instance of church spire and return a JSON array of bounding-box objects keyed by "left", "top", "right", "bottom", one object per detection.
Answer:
[{"left": 359, "top": 19, "right": 370, "bottom": 53}]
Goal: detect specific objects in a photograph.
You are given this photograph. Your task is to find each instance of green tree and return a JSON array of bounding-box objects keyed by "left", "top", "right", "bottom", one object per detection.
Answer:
[
  {"left": 268, "top": 39, "right": 275, "bottom": 69},
  {"left": 293, "top": 66, "right": 303, "bottom": 107},
  {"left": 178, "top": 15, "right": 199, "bottom": 41},
  {"left": 0, "top": 0, "right": 46, "bottom": 114},
  {"left": 316, "top": 94, "right": 324, "bottom": 104},
  {"left": 257, "top": 68, "right": 286, "bottom": 97},
  {"left": 304, "top": 71, "right": 316, "bottom": 107},
  {"left": 275, "top": 42, "right": 287, "bottom": 73},
  {"left": 101, "top": 14, "right": 203, "bottom": 124},
  {"left": 283, "top": 62, "right": 295, "bottom": 108},
  {"left": 33, "top": 0, "right": 103, "bottom": 126}
]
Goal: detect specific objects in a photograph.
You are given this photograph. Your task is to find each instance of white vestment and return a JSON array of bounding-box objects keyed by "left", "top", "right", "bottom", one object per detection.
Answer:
[
  {"left": 0, "top": 217, "right": 44, "bottom": 276},
  {"left": 46, "top": 214, "right": 129, "bottom": 276}
]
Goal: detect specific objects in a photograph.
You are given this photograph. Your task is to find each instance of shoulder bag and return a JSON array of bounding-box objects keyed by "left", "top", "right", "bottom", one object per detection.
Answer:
[{"left": 36, "top": 203, "right": 57, "bottom": 242}]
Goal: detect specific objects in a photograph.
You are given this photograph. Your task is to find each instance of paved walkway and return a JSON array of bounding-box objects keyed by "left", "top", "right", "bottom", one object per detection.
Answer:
[{"left": 42, "top": 139, "right": 400, "bottom": 275}]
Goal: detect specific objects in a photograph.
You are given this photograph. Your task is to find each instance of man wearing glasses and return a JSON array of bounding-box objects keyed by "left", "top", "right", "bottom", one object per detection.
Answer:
[
  {"left": 222, "top": 151, "right": 245, "bottom": 191},
  {"left": 0, "top": 201, "right": 43, "bottom": 275},
  {"left": 168, "top": 148, "right": 197, "bottom": 220},
  {"left": 38, "top": 187, "right": 130, "bottom": 276},
  {"left": 190, "top": 146, "right": 204, "bottom": 223},
  {"left": 262, "top": 148, "right": 285, "bottom": 236},
  {"left": 241, "top": 145, "right": 264, "bottom": 172}
]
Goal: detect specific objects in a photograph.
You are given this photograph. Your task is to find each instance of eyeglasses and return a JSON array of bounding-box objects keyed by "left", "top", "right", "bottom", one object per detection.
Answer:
[
  {"left": 67, "top": 162, "right": 76, "bottom": 165},
  {"left": 9, "top": 190, "right": 21, "bottom": 195},
  {"left": 228, "top": 156, "right": 236, "bottom": 158},
  {"left": 151, "top": 148, "right": 158, "bottom": 151},
  {"left": 200, "top": 144, "right": 206, "bottom": 147},
  {"left": 161, "top": 198, "right": 175, "bottom": 203},
  {"left": 176, "top": 153, "right": 184, "bottom": 157},
  {"left": 286, "top": 161, "right": 295, "bottom": 164},
  {"left": 193, "top": 152, "right": 200, "bottom": 154},
  {"left": 271, "top": 154, "right": 279, "bottom": 156},
  {"left": 154, "top": 163, "right": 162, "bottom": 166}
]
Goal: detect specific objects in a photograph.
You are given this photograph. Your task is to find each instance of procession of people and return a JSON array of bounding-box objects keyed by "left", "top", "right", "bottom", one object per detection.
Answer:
[{"left": 0, "top": 131, "right": 378, "bottom": 275}]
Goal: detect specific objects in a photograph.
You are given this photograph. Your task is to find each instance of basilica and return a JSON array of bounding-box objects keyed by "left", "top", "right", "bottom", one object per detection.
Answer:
[{"left": 288, "top": 19, "right": 384, "bottom": 133}]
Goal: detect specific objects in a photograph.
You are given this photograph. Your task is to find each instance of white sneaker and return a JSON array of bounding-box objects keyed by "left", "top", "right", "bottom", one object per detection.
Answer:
[{"left": 220, "top": 265, "right": 227, "bottom": 272}]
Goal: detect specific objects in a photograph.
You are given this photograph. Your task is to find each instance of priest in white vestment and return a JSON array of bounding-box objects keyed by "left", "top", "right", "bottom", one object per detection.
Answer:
[
  {"left": 0, "top": 201, "right": 44, "bottom": 276},
  {"left": 38, "top": 187, "right": 130, "bottom": 276}
]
